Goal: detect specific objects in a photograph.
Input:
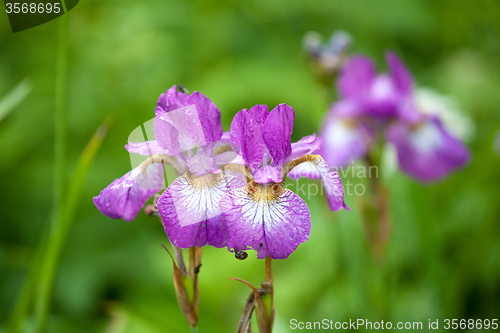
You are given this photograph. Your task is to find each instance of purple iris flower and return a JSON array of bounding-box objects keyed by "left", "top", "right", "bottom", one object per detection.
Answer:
[
  {"left": 337, "top": 52, "right": 413, "bottom": 119},
  {"left": 94, "top": 86, "right": 245, "bottom": 249},
  {"left": 219, "top": 104, "right": 349, "bottom": 260},
  {"left": 319, "top": 51, "right": 470, "bottom": 182},
  {"left": 387, "top": 114, "right": 470, "bottom": 182},
  {"left": 319, "top": 101, "right": 375, "bottom": 167}
]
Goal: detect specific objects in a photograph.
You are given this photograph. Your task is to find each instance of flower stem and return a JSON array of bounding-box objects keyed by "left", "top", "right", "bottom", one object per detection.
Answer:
[
  {"left": 264, "top": 256, "right": 274, "bottom": 331},
  {"left": 265, "top": 256, "right": 273, "bottom": 285},
  {"left": 362, "top": 149, "right": 391, "bottom": 262}
]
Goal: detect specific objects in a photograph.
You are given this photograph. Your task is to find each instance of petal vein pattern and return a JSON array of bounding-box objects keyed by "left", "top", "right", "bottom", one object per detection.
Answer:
[
  {"left": 221, "top": 187, "right": 311, "bottom": 259},
  {"left": 158, "top": 172, "right": 246, "bottom": 248}
]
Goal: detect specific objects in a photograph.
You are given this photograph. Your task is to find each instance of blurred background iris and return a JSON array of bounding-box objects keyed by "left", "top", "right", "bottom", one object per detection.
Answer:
[{"left": 1, "top": 0, "right": 499, "bottom": 332}]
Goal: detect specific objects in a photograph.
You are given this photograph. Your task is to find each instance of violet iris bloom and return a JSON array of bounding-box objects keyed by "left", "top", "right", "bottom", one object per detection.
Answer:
[
  {"left": 387, "top": 114, "right": 470, "bottom": 182},
  {"left": 220, "top": 104, "right": 349, "bottom": 260},
  {"left": 320, "top": 51, "right": 470, "bottom": 182},
  {"left": 94, "top": 86, "right": 245, "bottom": 249},
  {"left": 337, "top": 52, "right": 413, "bottom": 118}
]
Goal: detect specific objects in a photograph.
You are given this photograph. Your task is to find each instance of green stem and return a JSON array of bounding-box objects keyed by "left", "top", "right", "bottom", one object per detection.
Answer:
[
  {"left": 33, "top": 11, "right": 69, "bottom": 332},
  {"left": 189, "top": 327, "right": 199, "bottom": 333},
  {"left": 52, "top": 6, "right": 69, "bottom": 226}
]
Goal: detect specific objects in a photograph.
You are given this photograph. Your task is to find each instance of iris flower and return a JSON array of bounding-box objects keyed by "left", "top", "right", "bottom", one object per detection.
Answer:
[
  {"left": 220, "top": 104, "right": 349, "bottom": 260},
  {"left": 320, "top": 51, "right": 470, "bottom": 182},
  {"left": 94, "top": 86, "right": 245, "bottom": 249}
]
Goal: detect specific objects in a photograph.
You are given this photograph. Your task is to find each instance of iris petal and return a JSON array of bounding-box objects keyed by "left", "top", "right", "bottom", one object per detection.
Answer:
[
  {"left": 158, "top": 172, "right": 246, "bottom": 248},
  {"left": 319, "top": 110, "right": 372, "bottom": 168},
  {"left": 386, "top": 51, "right": 414, "bottom": 96},
  {"left": 284, "top": 155, "right": 349, "bottom": 211},
  {"left": 230, "top": 110, "right": 265, "bottom": 173},
  {"left": 93, "top": 163, "right": 164, "bottom": 221},
  {"left": 338, "top": 55, "right": 376, "bottom": 100},
  {"left": 286, "top": 134, "right": 322, "bottom": 163},
  {"left": 221, "top": 185, "right": 311, "bottom": 259},
  {"left": 387, "top": 116, "right": 470, "bottom": 182},
  {"left": 262, "top": 104, "right": 294, "bottom": 168},
  {"left": 125, "top": 140, "right": 168, "bottom": 155}
]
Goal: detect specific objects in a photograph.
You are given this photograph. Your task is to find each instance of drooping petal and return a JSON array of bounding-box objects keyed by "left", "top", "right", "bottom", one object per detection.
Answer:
[
  {"left": 230, "top": 110, "right": 264, "bottom": 173},
  {"left": 221, "top": 185, "right": 311, "bottom": 259},
  {"left": 93, "top": 163, "right": 164, "bottom": 221},
  {"left": 263, "top": 104, "right": 294, "bottom": 168},
  {"left": 319, "top": 109, "right": 372, "bottom": 167},
  {"left": 187, "top": 92, "right": 223, "bottom": 144},
  {"left": 387, "top": 51, "right": 413, "bottom": 96},
  {"left": 387, "top": 116, "right": 470, "bottom": 182},
  {"left": 158, "top": 171, "right": 246, "bottom": 248},
  {"left": 338, "top": 55, "right": 376, "bottom": 100},
  {"left": 284, "top": 155, "right": 349, "bottom": 211}
]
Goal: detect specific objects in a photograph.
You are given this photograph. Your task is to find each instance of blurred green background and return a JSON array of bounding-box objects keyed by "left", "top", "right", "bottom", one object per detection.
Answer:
[{"left": 1, "top": 0, "right": 500, "bottom": 332}]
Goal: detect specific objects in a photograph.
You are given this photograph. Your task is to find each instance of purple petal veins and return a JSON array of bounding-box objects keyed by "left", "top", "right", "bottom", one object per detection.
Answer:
[
  {"left": 221, "top": 184, "right": 311, "bottom": 259},
  {"left": 158, "top": 171, "right": 246, "bottom": 248},
  {"left": 387, "top": 116, "right": 470, "bottom": 182},
  {"left": 262, "top": 104, "right": 294, "bottom": 168},
  {"left": 93, "top": 163, "right": 164, "bottom": 221}
]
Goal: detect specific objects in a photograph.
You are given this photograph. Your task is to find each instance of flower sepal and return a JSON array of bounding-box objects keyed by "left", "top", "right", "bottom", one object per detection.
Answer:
[{"left": 161, "top": 244, "right": 201, "bottom": 329}]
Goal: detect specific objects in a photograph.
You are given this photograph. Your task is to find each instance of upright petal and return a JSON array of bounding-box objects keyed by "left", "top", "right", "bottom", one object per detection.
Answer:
[
  {"left": 338, "top": 55, "right": 376, "bottom": 100},
  {"left": 156, "top": 85, "right": 189, "bottom": 114},
  {"left": 387, "top": 116, "right": 470, "bottom": 182},
  {"left": 154, "top": 104, "right": 207, "bottom": 154},
  {"left": 158, "top": 171, "right": 246, "bottom": 248},
  {"left": 93, "top": 163, "right": 164, "bottom": 221},
  {"left": 187, "top": 92, "right": 223, "bottom": 144},
  {"left": 221, "top": 184, "right": 311, "bottom": 259},
  {"left": 386, "top": 51, "right": 413, "bottom": 96},
  {"left": 263, "top": 104, "right": 294, "bottom": 168},
  {"left": 230, "top": 110, "right": 264, "bottom": 173},
  {"left": 248, "top": 104, "right": 269, "bottom": 127}
]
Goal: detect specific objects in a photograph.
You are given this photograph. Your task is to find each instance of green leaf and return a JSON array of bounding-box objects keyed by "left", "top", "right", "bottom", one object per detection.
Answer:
[{"left": 0, "top": 79, "right": 33, "bottom": 123}]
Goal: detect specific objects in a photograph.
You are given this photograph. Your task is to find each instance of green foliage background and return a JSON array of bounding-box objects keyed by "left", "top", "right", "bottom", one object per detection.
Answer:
[{"left": 1, "top": 0, "right": 499, "bottom": 332}]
